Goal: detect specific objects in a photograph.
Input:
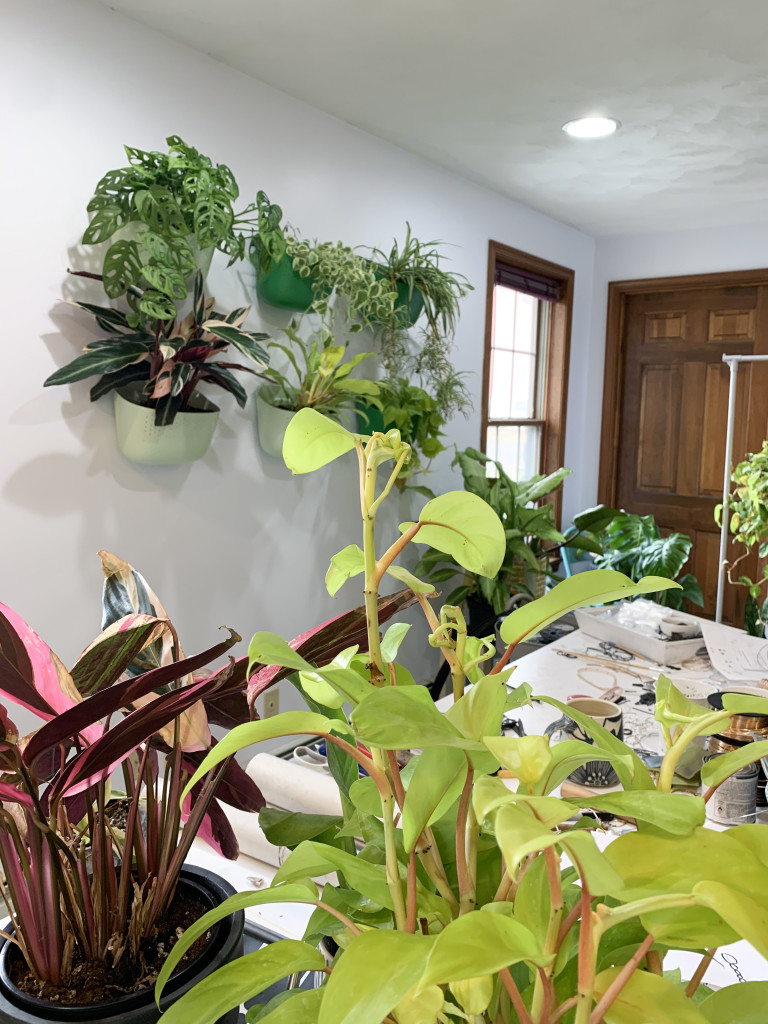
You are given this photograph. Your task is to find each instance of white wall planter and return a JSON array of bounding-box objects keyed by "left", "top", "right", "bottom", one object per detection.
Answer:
[
  {"left": 255, "top": 386, "right": 296, "bottom": 458},
  {"left": 114, "top": 386, "right": 219, "bottom": 465}
]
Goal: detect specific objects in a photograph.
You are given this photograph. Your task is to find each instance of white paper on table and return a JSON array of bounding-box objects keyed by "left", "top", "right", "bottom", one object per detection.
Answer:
[{"left": 701, "top": 620, "right": 768, "bottom": 682}]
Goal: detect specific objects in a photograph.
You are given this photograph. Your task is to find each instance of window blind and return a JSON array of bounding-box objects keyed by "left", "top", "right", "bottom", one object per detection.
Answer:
[{"left": 495, "top": 263, "right": 561, "bottom": 302}]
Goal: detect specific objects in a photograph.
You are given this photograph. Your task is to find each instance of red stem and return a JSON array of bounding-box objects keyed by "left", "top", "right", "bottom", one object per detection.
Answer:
[
  {"left": 589, "top": 933, "right": 654, "bottom": 1024},
  {"left": 499, "top": 967, "right": 534, "bottom": 1024},
  {"left": 406, "top": 852, "right": 417, "bottom": 933}
]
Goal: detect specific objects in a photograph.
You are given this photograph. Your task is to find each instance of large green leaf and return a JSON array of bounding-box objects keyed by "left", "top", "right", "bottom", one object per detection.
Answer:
[
  {"left": 82, "top": 204, "right": 128, "bottom": 244},
  {"left": 159, "top": 941, "right": 324, "bottom": 1024},
  {"left": 44, "top": 342, "right": 149, "bottom": 386},
  {"left": 248, "top": 632, "right": 314, "bottom": 676},
  {"left": 274, "top": 841, "right": 394, "bottom": 908},
  {"left": 530, "top": 738, "right": 635, "bottom": 796},
  {"left": 351, "top": 686, "right": 483, "bottom": 751},
  {"left": 419, "top": 910, "right": 547, "bottom": 986},
  {"left": 483, "top": 734, "right": 552, "bottom": 785},
  {"left": 402, "top": 491, "right": 505, "bottom": 577},
  {"left": 249, "top": 987, "right": 323, "bottom": 1024},
  {"left": 103, "top": 239, "right": 143, "bottom": 297},
  {"left": 593, "top": 966, "right": 709, "bottom": 1024},
  {"left": 561, "top": 790, "right": 705, "bottom": 835},
  {"left": 693, "top": 880, "right": 768, "bottom": 959},
  {"left": 402, "top": 746, "right": 468, "bottom": 852},
  {"left": 557, "top": 831, "right": 625, "bottom": 896},
  {"left": 259, "top": 808, "right": 342, "bottom": 847},
  {"left": 700, "top": 739, "right": 768, "bottom": 786},
  {"left": 700, "top": 982, "right": 768, "bottom": 1023},
  {"left": 445, "top": 674, "right": 507, "bottom": 741},
  {"left": 155, "top": 884, "right": 319, "bottom": 1001},
  {"left": 283, "top": 408, "right": 359, "bottom": 473},
  {"left": 317, "top": 931, "right": 434, "bottom": 1024},
  {"left": 499, "top": 570, "right": 681, "bottom": 647}
]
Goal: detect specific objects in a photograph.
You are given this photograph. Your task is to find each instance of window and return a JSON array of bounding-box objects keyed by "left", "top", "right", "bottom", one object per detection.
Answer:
[{"left": 481, "top": 242, "right": 574, "bottom": 521}]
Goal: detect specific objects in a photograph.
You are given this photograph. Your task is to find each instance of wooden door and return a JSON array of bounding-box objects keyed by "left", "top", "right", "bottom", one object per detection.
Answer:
[{"left": 600, "top": 273, "right": 768, "bottom": 622}]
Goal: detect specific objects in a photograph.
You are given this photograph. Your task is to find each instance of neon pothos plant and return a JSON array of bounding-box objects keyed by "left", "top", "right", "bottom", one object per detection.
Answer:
[
  {"left": 160, "top": 410, "right": 768, "bottom": 1024},
  {"left": 0, "top": 548, "right": 411, "bottom": 997}
]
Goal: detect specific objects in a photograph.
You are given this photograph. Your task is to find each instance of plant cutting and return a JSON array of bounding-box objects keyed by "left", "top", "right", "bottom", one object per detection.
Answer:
[
  {"left": 158, "top": 410, "right": 768, "bottom": 1024},
  {"left": 715, "top": 440, "right": 768, "bottom": 634},
  {"left": 0, "top": 548, "right": 414, "bottom": 1023},
  {"left": 366, "top": 223, "right": 474, "bottom": 418},
  {"left": 82, "top": 135, "right": 262, "bottom": 322}
]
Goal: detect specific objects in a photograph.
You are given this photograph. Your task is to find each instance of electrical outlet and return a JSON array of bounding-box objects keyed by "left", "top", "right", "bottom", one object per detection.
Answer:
[{"left": 263, "top": 689, "right": 279, "bottom": 718}]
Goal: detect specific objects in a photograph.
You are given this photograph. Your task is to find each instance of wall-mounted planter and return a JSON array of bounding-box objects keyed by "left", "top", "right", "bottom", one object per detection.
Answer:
[
  {"left": 254, "top": 256, "right": 317, "bottom": 312},
  {"left": 356, "top": 402, "right": 420, "bottom": 439},
  {"left": 255, "top": 386, "right": 296, "bottom": 458},
  {"left": 392, "top": 279, "right": 425, "bottom": 327},
  {"left": 114, "top": 385, "right": 219, "bottom": 465}
]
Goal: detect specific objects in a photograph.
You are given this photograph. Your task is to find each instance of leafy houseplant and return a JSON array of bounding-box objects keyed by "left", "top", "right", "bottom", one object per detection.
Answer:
[
  {"left": 416, "top": 448, "right": 571, "bottom": 617},
  {"left": 570, "top": 509, "right": 703, "bottom": 612},
  {"left": 715, "top": 440, "right": 768, "bottom": 634},
  {"left": 45, "top": 272, "right": 269, "bottom": 428},
  {"left": 82, "top": 135, "right": 261, "bottom": 323},
  {"left": 367, "top": 223, "right": 474, "bottom": 418},
  {"left": 159, "top": 409, "right": 768, "bottom": 1024}
]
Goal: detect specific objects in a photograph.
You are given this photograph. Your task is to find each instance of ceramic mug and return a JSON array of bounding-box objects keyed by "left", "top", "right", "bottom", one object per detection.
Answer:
[{"left": 545, "top": 697, "right": 624, "bottom": 787}]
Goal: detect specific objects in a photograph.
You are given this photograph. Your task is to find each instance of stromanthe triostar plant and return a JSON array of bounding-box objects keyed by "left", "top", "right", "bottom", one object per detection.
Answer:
[{"left": 158, "top": 409, "right": 768, "bottom": 1024}]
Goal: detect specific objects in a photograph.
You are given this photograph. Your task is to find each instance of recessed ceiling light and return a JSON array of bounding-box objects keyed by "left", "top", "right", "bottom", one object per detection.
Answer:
[{"left": 562, "top": 116, "right": 620, "bottom": 139}]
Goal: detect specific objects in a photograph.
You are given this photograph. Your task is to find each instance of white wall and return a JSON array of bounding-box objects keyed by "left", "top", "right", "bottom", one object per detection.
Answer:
[
  {"left": 582, "top": 222, "right": 768, "bottom": 507},
  {"left": 1, "top": 0, "right": 596, "bottom": 724}
]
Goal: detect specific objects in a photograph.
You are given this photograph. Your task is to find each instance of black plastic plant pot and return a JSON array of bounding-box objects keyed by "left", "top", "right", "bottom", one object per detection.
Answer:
[{"left": 0, "top": 865, "right": 244, "bottom": 1024}]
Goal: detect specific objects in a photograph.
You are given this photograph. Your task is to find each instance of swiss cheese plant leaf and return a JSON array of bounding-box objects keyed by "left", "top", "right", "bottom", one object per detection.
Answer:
[
  {"left": 700, "top": 982, "right": 768, "bottom": 1023},
  {"left": 318, "top": 931, "right": 435, "bottom": 1024},
  {"left": 593, "top": 966, "right": 710, "bottom": 1024},
  {"left": 419, "top": 910, "right": 548, "bottom": 986},
  {"left": 498, "top": 570, "right": 681, "bottom": 647},
  {"left": 283, "top": 408, "right": 359, "bottom": 473},
  {"left": 103, "top": 239, "right": 143, "bottom": 297},
  {"left": 326, "top": 545, "right": 365, "bottom": 597},
  {"left": 402, "top": 491, "right": 505, "bottom": 578},
  {"left": 159, "top": 941, "right": 324, "bottom": 1024}
]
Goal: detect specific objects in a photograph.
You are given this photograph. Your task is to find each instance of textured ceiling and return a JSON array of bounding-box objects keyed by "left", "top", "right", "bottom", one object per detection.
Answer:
[{"left": 95, "top": 0, "right": 768, "bottom": 236}]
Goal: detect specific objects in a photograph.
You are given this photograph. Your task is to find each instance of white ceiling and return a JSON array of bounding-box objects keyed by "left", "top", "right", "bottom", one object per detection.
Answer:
[{"left": 97, "top": 0, "right": 768, "bottom": 237}]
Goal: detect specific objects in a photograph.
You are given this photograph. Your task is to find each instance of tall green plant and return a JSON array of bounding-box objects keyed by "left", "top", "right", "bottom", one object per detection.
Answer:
[
  {"left": 82, "top": 135, "right": 260, "bottom": 322},
  {"left": 155, "top": 410, "right": 768, "bottom": 1024}
]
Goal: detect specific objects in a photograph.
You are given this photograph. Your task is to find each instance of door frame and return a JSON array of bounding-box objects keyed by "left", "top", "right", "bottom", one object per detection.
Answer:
[{"left": 598, "top": 267, "right": 768, "bottom": 507}]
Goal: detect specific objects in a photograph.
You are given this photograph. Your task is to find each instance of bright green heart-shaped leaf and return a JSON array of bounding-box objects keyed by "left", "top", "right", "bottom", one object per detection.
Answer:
[
  {"left": 483, "top": 734, "right": 552, "bottom": 784},
  {"left": 472, "top": 775, "right": 574, "bottom": 830},
  {"left": 722, "top": 693, "right": 768, "bottom": 716},
  {"left": 419, "top": 910, "right": 547, "bottom": 986},
  {"left": 402, "top": 491, "right": 505, "bottom": 578},
  {"left": 700, "top": 981, "right": 768, "bottom": 1023},
  {"left": 402, "top": 747, "right": 469, "bottom": 852},
  {"left": 326, "top": 545, "right": 365, "bottom": 597},
  {"left": 446, "top": 675, "right": 507, "bottom": 742},
  {"left": 386, "top": 564, "right": 437, "bottom": 595},
  {"left": 349, "top": 775, "right": 384, "bottom": 817},
  {"left": 260, "top": 808, "right": 342, "bottom": 847},
  {"left": 655, "top": 674, "right": 713, "bottom": 726},
  {"left": 558, "top": 831, "right": 625, "bottom": 895},
  {"left": 159, "top": 941, "right": 324, "bottom": 1024},
  {"left": 248, "top": 631, "right": 314, "bottom": 676},
  {"left": 493, "top": 802, "right": 566, "bottom": 874},
  {"left": 593, "top": 966, "right": 709, "bottom": 1024},
  {"left": 298, "top": 669, "right": 345, "bottom": 709},
  {"left": 530, "top": 739, "right": 634, "bottom": 796},
  {"left": 534, "top": 695, "right": 654, "bottom": 791},
  {"left": 351, "top": 686, "right": 484, "bottom": 751},
  {"left": 381, "top": 622, "right": 411, "bottom": 663},
  {"left": 693, "top": 880, "right": 768, "bottom": 960},
  {"left": 499, "top": 571, "right": 681, "bottom": 647},
  {"left": 700, "top": 740, "right": 768, "bottom": 786},
  {"left": 318, "top": 931, "right": 435, "bottom": 1024},
  {"left": 249, "top": 986, "right": 323, "bottom": 1024},
  {"left": 283, "top": 408, "right": 359, "bottom": 474},
  {"left": 274, "top": 840, "right": 394, "bottom": 908},
  {"left": 394, "top": 984, "right": 445, "bottom": 1024},
  {"left": 156, "top": 885, "right": 319, "bottom": 1002},
  {"left": 505, "top": 681, "right": 532, "bottom": 710},
  {"left": 562, "top": 790, "right": 705, "bottom": 834}
]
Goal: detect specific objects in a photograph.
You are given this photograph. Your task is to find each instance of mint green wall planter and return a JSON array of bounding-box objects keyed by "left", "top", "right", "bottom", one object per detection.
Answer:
[
  {"left": 255, "top": 386, "right": 296, "bottom": 458},
  {"left": 254, "top": 256, "right": 316, "bottom": 311},
  {"left": 114, "top": 386, "right": 219, "bottom": 465}
]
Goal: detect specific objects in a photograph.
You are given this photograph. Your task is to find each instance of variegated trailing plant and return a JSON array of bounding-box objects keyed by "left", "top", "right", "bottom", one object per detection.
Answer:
[
  {"left": 45, "top": 272, "right": 270, "bottom": 425},
  {"left": 158, "top": 410, "right": 768, "bottom": 1024},
  {"left": 0, "top": 548, "right": 413, "bottom": 998}
]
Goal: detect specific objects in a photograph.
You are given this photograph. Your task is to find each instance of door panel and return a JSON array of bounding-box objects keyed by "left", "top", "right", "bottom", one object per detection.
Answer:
[{"left": 607, "top": 280, "right": 768, "bottom": 622}]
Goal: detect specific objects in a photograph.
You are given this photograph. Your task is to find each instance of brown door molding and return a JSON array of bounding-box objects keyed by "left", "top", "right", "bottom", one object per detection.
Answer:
[
  {"left": 483, "top": 241, "right": 575, "bottom": 523},
  {"left": 598, "top": 267, "right": 768, "bottom": 508}
]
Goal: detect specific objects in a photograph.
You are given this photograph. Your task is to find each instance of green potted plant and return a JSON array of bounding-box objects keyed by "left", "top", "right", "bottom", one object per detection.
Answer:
[
  {"left": 367, "top": 222, "right": 474, "bottom": 418},
  {"left": 158, "top": 410, "right": 768, "bottom": 1024},
  {"left": 255, "top": 318, "right": 380, "bottom": 457},
  {"left": 416, "top": 448, "right": 571, "bottom": 627},
  {"left": 81, "top": 136, "right": 262, "bottom": 324},
  {"left": 45, "top": 273, "right": 270, "bottom": 464},
  {"left": 715, "top": 440, "right": 768, "bottom": 634}
]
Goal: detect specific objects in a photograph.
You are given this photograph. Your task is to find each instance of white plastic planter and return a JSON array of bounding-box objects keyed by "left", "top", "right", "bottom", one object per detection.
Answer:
[{"left": 255, "top": 387, "right": 296, "bottom": 459}]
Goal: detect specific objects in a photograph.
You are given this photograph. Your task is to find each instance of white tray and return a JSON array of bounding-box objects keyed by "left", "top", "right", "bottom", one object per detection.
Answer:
[{"left": 574, "top": 605, "right": 704, "bottom": 665}]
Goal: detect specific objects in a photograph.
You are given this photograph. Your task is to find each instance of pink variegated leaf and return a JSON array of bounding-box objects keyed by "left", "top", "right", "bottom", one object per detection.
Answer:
[
  {"left": 0, "top": 782, "right": 34, "bottom": 809},
  {"left": 0, "top": 604, "right": 100, "bottom": 745},
  {"left": 246, "top": 589, "right": 417, "bottom": 706},
  {"left": 131, "top": 691, "right": 211, "bottom": 752},
  {"left": 24, "top": 629, "right": 239, "bottom": 770},
  {"left": 71, "top": 614, "right": 171, "bottom": 696},
  {"left": 0, "top": 704, "right": 18, "bottom": 744},
  {"left": 182, "top": 793, "right": 238, "bottom": 860}
]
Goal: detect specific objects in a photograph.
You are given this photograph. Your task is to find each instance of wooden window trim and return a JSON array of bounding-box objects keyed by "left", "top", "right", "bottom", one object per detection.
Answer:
[
  {"left": 482, "top": 241, "right": 575, "bottom": 524},
  {"left": 598, "top": 267, "right": 768, "bottom": 509}
]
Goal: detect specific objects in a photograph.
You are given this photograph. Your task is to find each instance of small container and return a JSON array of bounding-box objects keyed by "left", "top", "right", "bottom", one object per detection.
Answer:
[{"left": 704, "top": 752, "right": 758, "bottom": 826}]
